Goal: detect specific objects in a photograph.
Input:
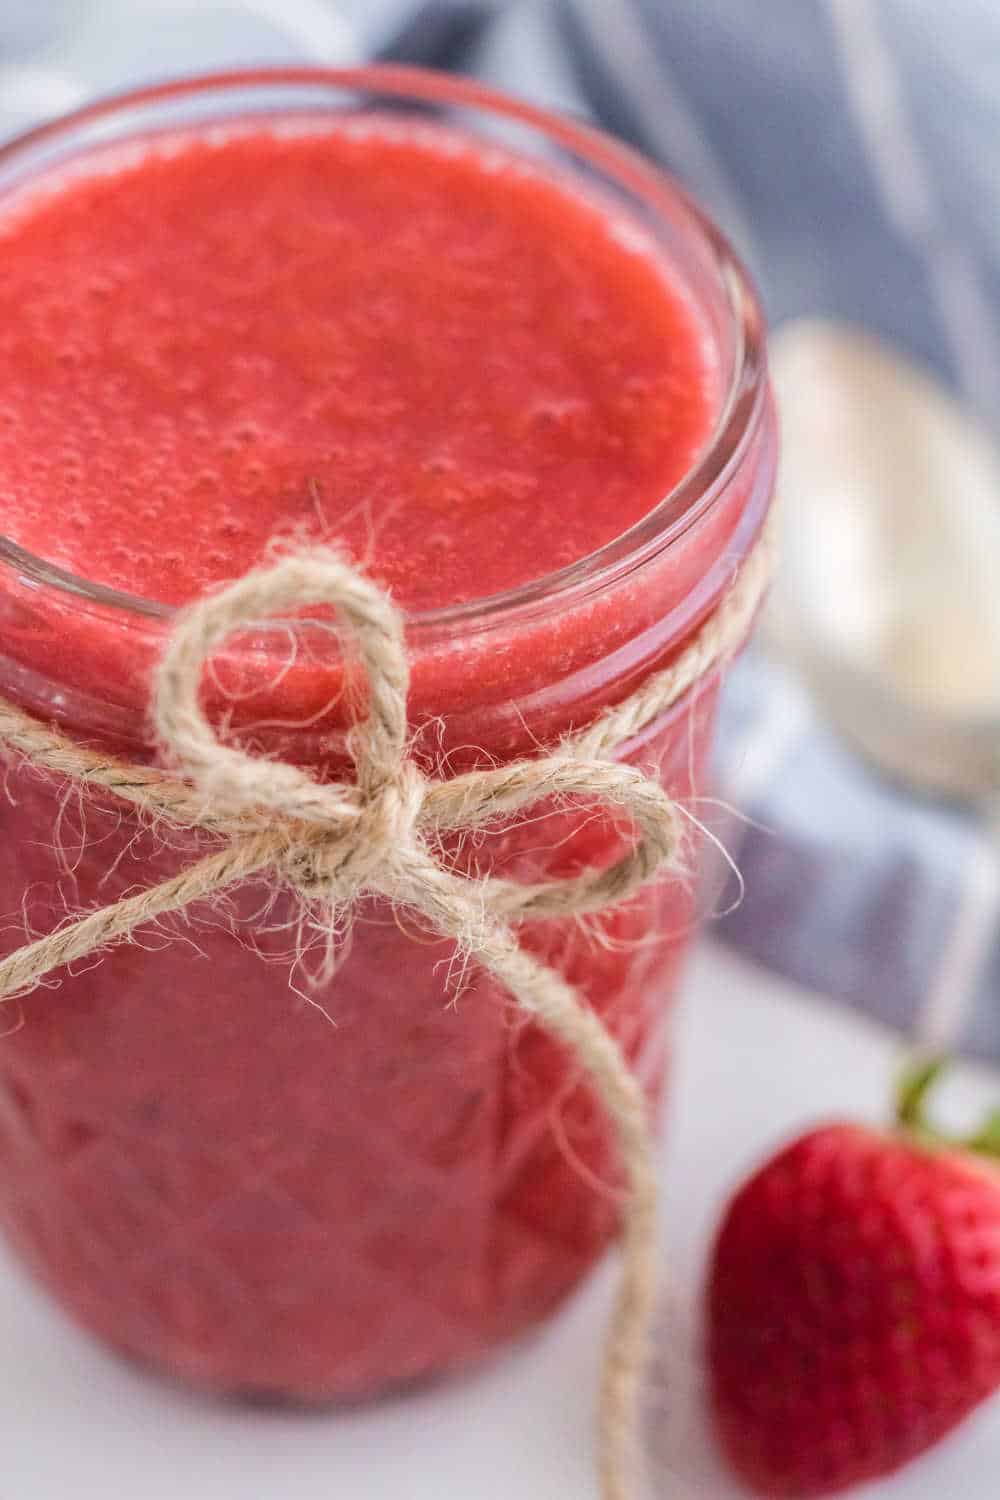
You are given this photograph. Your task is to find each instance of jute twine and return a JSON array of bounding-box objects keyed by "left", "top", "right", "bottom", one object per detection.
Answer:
[{"left": 0, "top": 528, "right": 772, "bottom": 1500}]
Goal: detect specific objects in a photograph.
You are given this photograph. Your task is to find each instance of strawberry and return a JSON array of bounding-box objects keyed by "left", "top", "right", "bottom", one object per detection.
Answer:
[{"left": 707, "top": 1060, "right": 1000, "bottom": 1496}]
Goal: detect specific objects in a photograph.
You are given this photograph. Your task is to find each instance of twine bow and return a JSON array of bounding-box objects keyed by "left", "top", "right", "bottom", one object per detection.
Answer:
[{"left": 0, "top": 532, "right": 773, "bottom": 1500}]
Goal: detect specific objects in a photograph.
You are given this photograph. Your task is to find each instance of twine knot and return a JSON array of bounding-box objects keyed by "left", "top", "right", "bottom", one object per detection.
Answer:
[
  {"left": 0, "top": 528, "right": 774, "bottom": 1500},
  {"left": 278, "top": 765, "right": 426, "bottom": 904}
]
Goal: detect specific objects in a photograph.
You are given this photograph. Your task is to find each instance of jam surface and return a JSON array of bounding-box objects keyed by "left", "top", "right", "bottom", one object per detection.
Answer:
[{"left": 0, "top": 122, "right": 716, "bottom": 612}]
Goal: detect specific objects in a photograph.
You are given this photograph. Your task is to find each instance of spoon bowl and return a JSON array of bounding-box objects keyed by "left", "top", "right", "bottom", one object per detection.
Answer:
[{"left": 766, "top": 320, "right": 1000, "bottom": 802}]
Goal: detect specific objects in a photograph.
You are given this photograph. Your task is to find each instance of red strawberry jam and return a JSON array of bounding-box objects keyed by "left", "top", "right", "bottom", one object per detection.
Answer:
[{"left": 0, "top": 76, "right": 774, "bottom": 1399}]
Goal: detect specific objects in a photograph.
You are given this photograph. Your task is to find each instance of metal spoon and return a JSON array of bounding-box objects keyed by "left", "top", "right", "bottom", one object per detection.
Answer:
[{"left": 765, "top": 318, "right": 1000, "bottom": 804}]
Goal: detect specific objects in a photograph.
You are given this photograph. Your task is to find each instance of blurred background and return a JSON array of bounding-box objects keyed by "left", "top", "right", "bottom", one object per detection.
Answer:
[{"left": 2, "top": 0, "right": 998, "bottom": 1063}]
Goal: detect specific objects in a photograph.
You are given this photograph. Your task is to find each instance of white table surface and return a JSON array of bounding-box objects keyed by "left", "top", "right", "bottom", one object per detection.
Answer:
[{"left": 1, "top": 941, "right": 998, "bottom": 1499}]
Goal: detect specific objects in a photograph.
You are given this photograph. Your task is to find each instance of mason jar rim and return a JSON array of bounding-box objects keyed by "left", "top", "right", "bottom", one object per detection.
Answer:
[{"left": 0, "top": 63, "right": 768, "bottom": 645}]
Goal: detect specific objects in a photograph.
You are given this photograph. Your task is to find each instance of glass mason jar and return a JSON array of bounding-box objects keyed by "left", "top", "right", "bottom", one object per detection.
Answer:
[{"left": 0, "top": 68, "right": 775, "bottom": 1400}]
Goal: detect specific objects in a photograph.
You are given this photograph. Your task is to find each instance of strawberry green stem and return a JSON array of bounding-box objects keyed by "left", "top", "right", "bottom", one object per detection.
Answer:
[
  {"left": 896, "top": 1055, "right": 1000, "bottom": 1161},
  {"left": 897, "top": 1056, "right": 949, "bottom": 1135}
]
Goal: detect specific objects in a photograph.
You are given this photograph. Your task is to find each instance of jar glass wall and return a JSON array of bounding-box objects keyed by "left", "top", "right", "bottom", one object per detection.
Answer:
[{"left": 0, "top": 67, "right": 775, "bottom": 1399}]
